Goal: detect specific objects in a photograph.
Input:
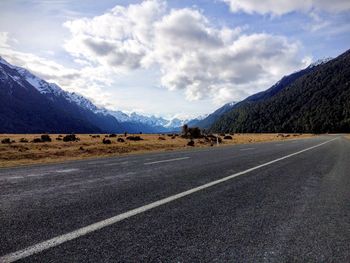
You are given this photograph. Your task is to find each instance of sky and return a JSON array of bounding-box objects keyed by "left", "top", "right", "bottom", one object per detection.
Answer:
[{"left": 0, "top": 0, "right": 349, "bottom": 120}]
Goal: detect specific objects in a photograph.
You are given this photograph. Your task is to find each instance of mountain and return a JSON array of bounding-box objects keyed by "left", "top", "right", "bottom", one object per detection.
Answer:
[
  {"left": 211, "top": 50, "right": 350, "bottom": 133},
  {"left": 107, "top": 111, "right": 188, "bottom": 133},
  {"left": 195, "top": 59, "right": 333, "bottom": 130},
  {"left": 0, "top": 57, "right": 196, "bottom": 134},
  {"left": 193, "top": 102, "right": 237, "bottom": 129},
  {"left": 0, "top": 57, "right": 123, "bottom": 133}
]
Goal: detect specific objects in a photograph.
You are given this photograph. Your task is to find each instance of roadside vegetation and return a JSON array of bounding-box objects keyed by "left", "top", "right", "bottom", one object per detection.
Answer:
[{"left": 0, "top": 131, "right": 313, "bottom": 168}]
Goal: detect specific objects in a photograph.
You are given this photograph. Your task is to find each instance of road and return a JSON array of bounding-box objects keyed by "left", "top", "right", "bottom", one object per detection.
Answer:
[{"left": 0, "top": 135, "right": 349, "bottom": 262}]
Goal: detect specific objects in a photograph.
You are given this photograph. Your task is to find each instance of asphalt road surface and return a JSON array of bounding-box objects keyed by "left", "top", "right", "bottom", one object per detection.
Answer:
[{"left": 0, "top": 135, "right": 349, "bottom": 262}]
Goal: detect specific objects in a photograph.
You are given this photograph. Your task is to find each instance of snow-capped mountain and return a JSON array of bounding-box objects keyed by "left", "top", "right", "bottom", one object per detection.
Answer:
[
  {"left": 309, "top": 57, "right": 333, "bottom": 68},
  {"left": 108, "top": 111, "right": 193, "bottom": 131},
  {"left": 0, "top": 56, "right": 123, "bottom": 133},
  {"left": 0, "top": 56, "right": 203, "bottom": 133}
]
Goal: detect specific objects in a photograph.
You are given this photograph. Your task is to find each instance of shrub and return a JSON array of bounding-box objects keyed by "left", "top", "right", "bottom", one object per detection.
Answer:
[
  {"left": 126, "top": 136, "right": 143, "bottom": 141},
  {"left": 1, "top": 138, "right": 11, "bottom": 144},
  {"left": 187, "top": 140, "right": 195, "bottom": 146},
  {"left": 63, "top": 134, "right": 79, "bottom": 142},
  {"left": 102, "top": 138, "right": 112, "bottom": 144},
  {"left": 117, "top": 138, "right": 125, "bottom": 142},
  {"left": 41, "top": 134, "right": 51, "bottom": 142},
  {"left": 224, "top": 135, "right": 233, "bottom": 140},
  {"left": 158, "top": 136, "right": 166, "bottom": 140},
  {"left": 19, "top": 138, "right": 28, "bottom": 143},
  {"left": 109, "top": 134, "right": 117, "bottom": 138},
  {"left": 32, "top": 138, "right": 43, "bottom": 143},
  {"left": 220, "top": 133, "right": 226, "bottom": 137},
  {"left": 188, "top": 127, "right": 202, "bottom": 138},
  {"left": 56, "top": 137, "right": 62, "bottom": 141}
]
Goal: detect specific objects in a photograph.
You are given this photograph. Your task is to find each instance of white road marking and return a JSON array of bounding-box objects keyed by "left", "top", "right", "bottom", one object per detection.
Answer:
[
  {"left": 8, "top": 176, "right": 24, "bottom": 180},
  {"left": 239, "top": 147, "right": 256, "bottom": 151},
  {"left": 55, "top": 168, "right": 79, "bottom": 173},
  {"left": 27, "top": 173, "right": 48, "bottom": 178},
  {"left": 104, "top": 161, "right": 130, "bottom": 167},
  {"left": 144, "top": 157, "right": 190, "bottom": 165},
  {"left": 0, "top": 137, "right": 337, "bottom": 263}
]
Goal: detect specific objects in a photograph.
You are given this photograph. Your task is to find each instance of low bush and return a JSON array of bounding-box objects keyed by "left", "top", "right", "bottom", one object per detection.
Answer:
[
  {"left": 187, "top": 140, "right": 195, "bottom": 146},
  {"left": 126, "top": 136, "right": 143, "bottom": 141},
  {"left": 63, "top": 134, "right": 79, "bottom": 142},
  {"left": 41, "top": 134, "right": 51, "bottom": 142},
  {"left": 224, "top": 135, "right": 233, "bottom": 140},
  {"left": 1, "top": 138, "right": 11, "bottom": 144},
  {"left": 56, "top": 137, "right": 62, "bottom": 141},
  {"left": 117, "top": 138, "right": 125, "bottom": 142},
  {"left": 158, "top": 136, "right": 166, "bottom": 140},
  {"left": 32, "top": 138, "right": 43, "bottom": 143},
  {"left": 109, "top": 134, "right": 117, "bottom": 138},
  {"left": 19, "top": 138, "right": 28, "bottom": 143},
  {"left": 102, "top": 138, "right": 112, "bottom": 144}
]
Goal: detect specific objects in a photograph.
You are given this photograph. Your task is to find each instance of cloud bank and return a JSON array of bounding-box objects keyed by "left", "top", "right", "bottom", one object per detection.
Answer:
[
  {"left": 223, "top": 0, "right": 350, "bottom": 15},
  {"left": 64, "top": 0, "right": 309, "bottom": 104}
]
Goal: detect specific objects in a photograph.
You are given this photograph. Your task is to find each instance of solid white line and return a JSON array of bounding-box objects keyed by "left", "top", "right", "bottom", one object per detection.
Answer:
[
  {"left": 0, "top": 137, "right": 337, "bottom": 263},
  {"left": 144, "top": 157, "right": 190, "bottom": 165},
  {"left": 239, "top": 147, "right": 256, "bottom": 151}
]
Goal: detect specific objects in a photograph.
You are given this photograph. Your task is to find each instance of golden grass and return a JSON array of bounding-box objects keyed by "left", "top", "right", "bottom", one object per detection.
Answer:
[{"left": 0, "top": 133, "right": 314, "bottom": 168}]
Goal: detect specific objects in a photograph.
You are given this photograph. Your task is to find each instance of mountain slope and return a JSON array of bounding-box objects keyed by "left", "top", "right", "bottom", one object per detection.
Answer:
[
  {"left": 0, "top": 57, "right": 195, "bottom": 134},
  {"left": 211, "top": 50, "right": 350, "bottom": 133},
  {"left": 195, "top": 60, "right": 326, "bottom": 129},
  {"left": 0, "top": 57, "right": 123, "bottom": 133},
  {"left": 194, "top": 102, "right": 236, "bottom": 129}
]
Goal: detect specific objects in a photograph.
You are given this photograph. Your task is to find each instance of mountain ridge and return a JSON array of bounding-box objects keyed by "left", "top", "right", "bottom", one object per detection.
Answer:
[{"left": 210, "top": 49, "right": 350, "bottom": 133}]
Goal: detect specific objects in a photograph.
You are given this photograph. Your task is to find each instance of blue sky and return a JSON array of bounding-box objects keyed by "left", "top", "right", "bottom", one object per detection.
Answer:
[{"left": 0, "top": 0, "right": 349, "bottom": 119}]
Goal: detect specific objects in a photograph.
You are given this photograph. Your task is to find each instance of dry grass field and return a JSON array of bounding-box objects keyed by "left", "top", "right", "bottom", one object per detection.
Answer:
[{"left": 0, "top": 133, "right": 314, "bottom": 168}]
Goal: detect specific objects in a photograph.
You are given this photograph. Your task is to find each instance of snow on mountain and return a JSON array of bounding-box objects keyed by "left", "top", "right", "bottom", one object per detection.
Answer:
[
  {"left": 0, "top": 56, "right": 206, "bottom": 132},
  {"left": 108, "top": 110, "right": 187, "bottom": 129},
  {"left": 309, "top": 57, "right": 333, "bottom": 68}
]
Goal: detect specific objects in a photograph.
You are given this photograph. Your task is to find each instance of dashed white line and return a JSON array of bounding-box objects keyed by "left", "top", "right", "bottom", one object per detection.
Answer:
[
  {"left": 144, "top": 157, "right": 190, "bottom": 165},
  {"left": 104, "top": 161, "right": 130, "bottom": 167},
  {"left": 239, "top": 147, "right": 256, "bottom": 151},
  {"left": 0, "top": 137, "right": 337, "bottom": 263},
  {"left": 55, "top": 168, "right": 79, "bottom": 173}
]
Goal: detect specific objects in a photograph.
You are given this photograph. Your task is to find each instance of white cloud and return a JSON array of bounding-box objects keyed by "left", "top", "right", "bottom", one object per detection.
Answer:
[
  {"left": 223, "top": 0, "right": 350, "bottom": 15},
  {"left": 63, "top": 0, "right": 309, "bottom": 105}
]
